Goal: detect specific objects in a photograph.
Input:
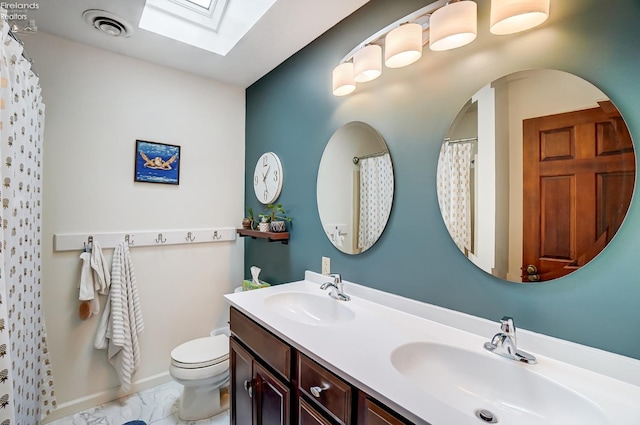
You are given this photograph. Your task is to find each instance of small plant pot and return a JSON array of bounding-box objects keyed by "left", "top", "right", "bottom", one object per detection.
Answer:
[
  {"left": 270, "top": 221, "right": 286, "bottom": 232},
  {"left": 258, "top": 222, "right": 270, "bottom": 232},
  {"left": 242, "top": 218, "right": 252, "bottom": 229}
]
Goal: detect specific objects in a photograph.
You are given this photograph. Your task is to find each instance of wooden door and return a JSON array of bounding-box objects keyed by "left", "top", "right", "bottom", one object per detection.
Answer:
[
  {"left": 230, "top": 338, "right": 254, "bottom": 425},
  {"left": 255, "top": 361, "right": 291, "bottom": 425},
  {"left": 522, "top": 101, "right": 635, "bottom": 282}
]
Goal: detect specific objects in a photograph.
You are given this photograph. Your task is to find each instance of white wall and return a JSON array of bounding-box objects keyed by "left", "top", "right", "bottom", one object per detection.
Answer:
[
  {"left": 24, "top": 33, "right": 246, "bottom": 421},
  {"left": 473, "top": 85, "right": 497, "bottom": 275}
]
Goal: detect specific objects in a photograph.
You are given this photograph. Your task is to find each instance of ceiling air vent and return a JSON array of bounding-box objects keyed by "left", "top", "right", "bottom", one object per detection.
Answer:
[{"left": 82, "top": 10, "right": 133, "bottom": 38}]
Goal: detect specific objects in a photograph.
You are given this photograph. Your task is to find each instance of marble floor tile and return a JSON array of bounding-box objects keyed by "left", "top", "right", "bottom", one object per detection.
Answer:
[{"left": 46, "top": 382, "right": 229, "bottom": 425}]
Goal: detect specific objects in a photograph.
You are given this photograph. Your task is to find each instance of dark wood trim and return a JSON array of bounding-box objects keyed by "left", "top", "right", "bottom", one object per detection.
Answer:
[{"left": 237, "top": 229, "right": 290, "bottom": 244}]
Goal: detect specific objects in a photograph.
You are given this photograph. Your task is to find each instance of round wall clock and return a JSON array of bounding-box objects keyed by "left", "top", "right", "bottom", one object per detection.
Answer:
[{"left": 253, "top": 152, "right": 283, "bottom": 204}]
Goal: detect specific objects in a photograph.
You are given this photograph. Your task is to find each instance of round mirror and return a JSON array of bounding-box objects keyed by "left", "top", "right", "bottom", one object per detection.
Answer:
[
  {"left": 437, "top": 69, "right": 636, "bottom": 283},
  {"left": 317, "top": 122, "right": 394, "bottom": 254}
]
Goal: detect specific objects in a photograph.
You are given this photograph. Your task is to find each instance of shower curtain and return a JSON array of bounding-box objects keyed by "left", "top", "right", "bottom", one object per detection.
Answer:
[
  {"left": 358, "top": 154, "right": 393, "bottom": 251},
  {"left": 437, "top": 142, "right": 473, "bottom": 254},
  {"left": 0, "top": 20, "right": 56, "bottom": 424}
]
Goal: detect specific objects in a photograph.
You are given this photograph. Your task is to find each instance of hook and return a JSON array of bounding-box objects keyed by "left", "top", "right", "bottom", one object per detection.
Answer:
[
  {"left": 124, "top": 234, "right": 134, "bottom": 245},
  {"left": 84, "top": 235, "right": 93, "bottom": 252},
  {"left": 212, "top": 230, "right": 221, "bottom": 240},
  {"left": 155, "top": 233, "right": 166, "bottom": 244},
  {"left": 185, "top": 231, "right": 195, "bottom": 242}
]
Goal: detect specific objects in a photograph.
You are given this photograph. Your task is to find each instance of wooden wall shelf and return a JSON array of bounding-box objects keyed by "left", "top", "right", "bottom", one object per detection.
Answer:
[{"left": 237, "top": 229, "right": 289, "bottom": 244}]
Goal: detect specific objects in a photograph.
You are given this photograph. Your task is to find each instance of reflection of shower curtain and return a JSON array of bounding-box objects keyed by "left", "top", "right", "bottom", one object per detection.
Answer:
[
  {"left": 358, "top": 154, "right": 393, "bottom": 250},
  {"left": 437, "top": 142, "right": 473, "bottom": 253},
  {"left": 0, "top": 22, "right": 56, "bottom": 423}
]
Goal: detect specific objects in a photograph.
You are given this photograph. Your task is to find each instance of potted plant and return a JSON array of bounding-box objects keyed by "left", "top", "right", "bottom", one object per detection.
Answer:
[
  {"left": 258, "top": 215, "right": 271, "bottom": 232},
  {"left": 259, "top": 203, "right": 292, "bottom": 232},
  {"left": 242, "top": 207, "right": 256, "bottom": 230}
]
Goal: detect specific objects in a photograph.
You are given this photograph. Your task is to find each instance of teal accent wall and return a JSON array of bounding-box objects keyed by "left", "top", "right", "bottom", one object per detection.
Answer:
[{"left": 245, "top": 0, "right": 640, "bottom": 359}]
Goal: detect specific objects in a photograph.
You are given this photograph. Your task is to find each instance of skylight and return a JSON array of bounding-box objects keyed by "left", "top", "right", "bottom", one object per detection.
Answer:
[{"left": 139, "top": 0, "right": 277, "bottom": 56}]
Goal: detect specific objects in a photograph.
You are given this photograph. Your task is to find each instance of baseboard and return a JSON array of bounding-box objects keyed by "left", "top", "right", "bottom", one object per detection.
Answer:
[{"left": 42, "top": 372, "right": 172, "bottom": 423}]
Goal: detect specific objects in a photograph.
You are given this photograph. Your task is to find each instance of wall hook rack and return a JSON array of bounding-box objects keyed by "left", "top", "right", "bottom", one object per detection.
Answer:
[{"left": 53, "top": 227, "right": 236, "bottom": 251}]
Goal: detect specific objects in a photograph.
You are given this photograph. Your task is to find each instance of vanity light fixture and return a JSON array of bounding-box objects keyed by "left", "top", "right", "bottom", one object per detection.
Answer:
[
  {"left": 429, "top": 0, "right": 477, "bottom": 51},
  {"left": 332, "top": 0, "right": 551, "bottom": 96},
  {"left": 353, "top": 44, "right": 382, "bottom": 82},
  {"left": 384, "top": 23, "right": 423, "bottom": 68},
  {"left": 332, "top": 62, "right": 356, "bottom": 96},
  {"left": 490, "top": 0, "right": 550, "bottom": 35}
]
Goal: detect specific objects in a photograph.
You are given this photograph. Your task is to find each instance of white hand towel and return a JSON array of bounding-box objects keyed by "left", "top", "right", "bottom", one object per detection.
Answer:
[
  {"left": 78, "top": 252, "right": 95, "bottom": 301},
  {"left": 333, "top": 227, "right": 343, "bottom": 247},
  {"left": 90, "top": 241, "right": 110, "bottom": 294},
  {"left": 79, "top": 241, "right": 112, "bottom": 316}
]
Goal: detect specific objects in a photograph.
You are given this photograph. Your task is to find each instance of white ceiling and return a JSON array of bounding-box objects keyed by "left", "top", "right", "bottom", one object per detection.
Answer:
[{"left": 26, "top": 0, "right": 370, "bottom": 88}]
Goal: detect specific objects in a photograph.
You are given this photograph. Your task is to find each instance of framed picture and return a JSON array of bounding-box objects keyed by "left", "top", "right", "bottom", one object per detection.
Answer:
[{"left": 135, "top": 140, "right": 181, "bottom": 185}]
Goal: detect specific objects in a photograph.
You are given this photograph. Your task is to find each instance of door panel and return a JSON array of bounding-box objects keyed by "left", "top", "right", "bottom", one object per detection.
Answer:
[
  {"left": 255, "top": 362, "right": 290, "bottom": 425},
  {"left": 231, "top": 338, "right": 254, "bottom": 425},
  {"left": 522, "top": 101, "right": 635, "bottom": 282}
]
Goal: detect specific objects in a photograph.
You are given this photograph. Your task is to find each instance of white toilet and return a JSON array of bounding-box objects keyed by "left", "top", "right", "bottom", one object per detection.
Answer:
[{"left": 169, "top": 334, "right": 230, "bottom": 421}]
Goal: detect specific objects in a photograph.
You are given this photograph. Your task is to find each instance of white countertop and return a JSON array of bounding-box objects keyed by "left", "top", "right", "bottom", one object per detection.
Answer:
[{"left": 224, "top": 271, "right": 640, "bottom": 425}]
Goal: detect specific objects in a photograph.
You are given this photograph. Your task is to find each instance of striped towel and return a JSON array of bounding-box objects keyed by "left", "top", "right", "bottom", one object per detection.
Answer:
[{"left": 94, "top": 241, "right": 144, "bottom": 392}]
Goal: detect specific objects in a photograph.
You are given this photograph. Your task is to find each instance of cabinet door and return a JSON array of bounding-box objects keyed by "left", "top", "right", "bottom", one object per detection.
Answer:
[
  {"left": 231, "top": 337, "right": 254, "bottom": 425},
  {"left": 357, "top": 394, "right": 412, "bottom": 425},
  {"left": 255, "top": 362, "right": 291, "bottom": 425}
]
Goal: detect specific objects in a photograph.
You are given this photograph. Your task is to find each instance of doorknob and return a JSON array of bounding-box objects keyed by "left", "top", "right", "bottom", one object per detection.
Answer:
[{"left": 524, "top": 265, "right": 540, "bottom": 282}]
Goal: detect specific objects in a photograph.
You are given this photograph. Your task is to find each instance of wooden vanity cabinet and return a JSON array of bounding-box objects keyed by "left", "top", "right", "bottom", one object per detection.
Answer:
[
  {"left": 230, "top": 307, "right": 414, "bottom": 425},
  {"left": 230, "top": 338, "right": 291, "bottom": 425},
  {"left": 230, "top": 308, "right": 292, "bottom": 425}
]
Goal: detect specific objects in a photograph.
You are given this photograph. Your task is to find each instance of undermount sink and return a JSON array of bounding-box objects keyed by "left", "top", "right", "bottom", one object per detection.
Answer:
[
  {"left": 390, "top": 342, "right": 609, "bottom": 425},
  {"left": 263, "top": 291, "right": 355, "bottom": 326}
]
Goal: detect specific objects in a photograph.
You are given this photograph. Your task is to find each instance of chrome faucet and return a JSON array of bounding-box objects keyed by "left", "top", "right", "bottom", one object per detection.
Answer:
[
  {"left": 320, "top": 273, "right": 351, "bottom": 301},
  {"left": 483, "top": 316, "right": 536, "bottom": 364}
]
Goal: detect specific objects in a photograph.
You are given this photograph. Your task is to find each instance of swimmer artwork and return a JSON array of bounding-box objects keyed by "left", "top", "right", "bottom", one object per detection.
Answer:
[{"left": 134, "top": 139, "right": 181, "bottom": 185}]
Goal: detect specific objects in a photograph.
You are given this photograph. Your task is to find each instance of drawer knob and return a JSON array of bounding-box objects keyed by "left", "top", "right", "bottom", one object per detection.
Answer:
[{"left": 310, "top": 384, "right": 329, "bottom": 398}]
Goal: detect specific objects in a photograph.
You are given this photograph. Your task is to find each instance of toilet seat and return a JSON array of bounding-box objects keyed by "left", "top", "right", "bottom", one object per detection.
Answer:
[{"left": 171, "top": 334, "right": 229, "bottom": 369}]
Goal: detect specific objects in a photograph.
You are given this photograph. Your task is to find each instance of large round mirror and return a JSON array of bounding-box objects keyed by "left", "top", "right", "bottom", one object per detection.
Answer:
[
  {"left": 437, "top": 69, "right": 636, "bottom": 283},
  {"left": 317, "top": 122, "right": 394, "bottom": 254}
]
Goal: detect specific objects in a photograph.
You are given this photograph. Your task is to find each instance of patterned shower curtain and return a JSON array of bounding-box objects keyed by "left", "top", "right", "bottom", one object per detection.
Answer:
[
  {"left": 358, "top": 154, "right": 393, "bottom": 251},
  {"left": 437, "top": 142, "right": 473, "bottom": 253},
  {"left": 0, "top": 20, "right": 56, "bottom": 424}
]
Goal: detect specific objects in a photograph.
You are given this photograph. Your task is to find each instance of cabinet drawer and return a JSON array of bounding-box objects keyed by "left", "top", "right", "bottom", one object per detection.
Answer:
[
  {"left": 230, "top": 307, "right": 292, "bottom": 381},
  {"left": 298, "top": 353, "right": 352, "bottom": 425},
  {"left": 299, "top": 397, "right": 333, "bottom": 425},
  {"left": 357, "top": 393, "right": 413, "bottom": 425}
]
